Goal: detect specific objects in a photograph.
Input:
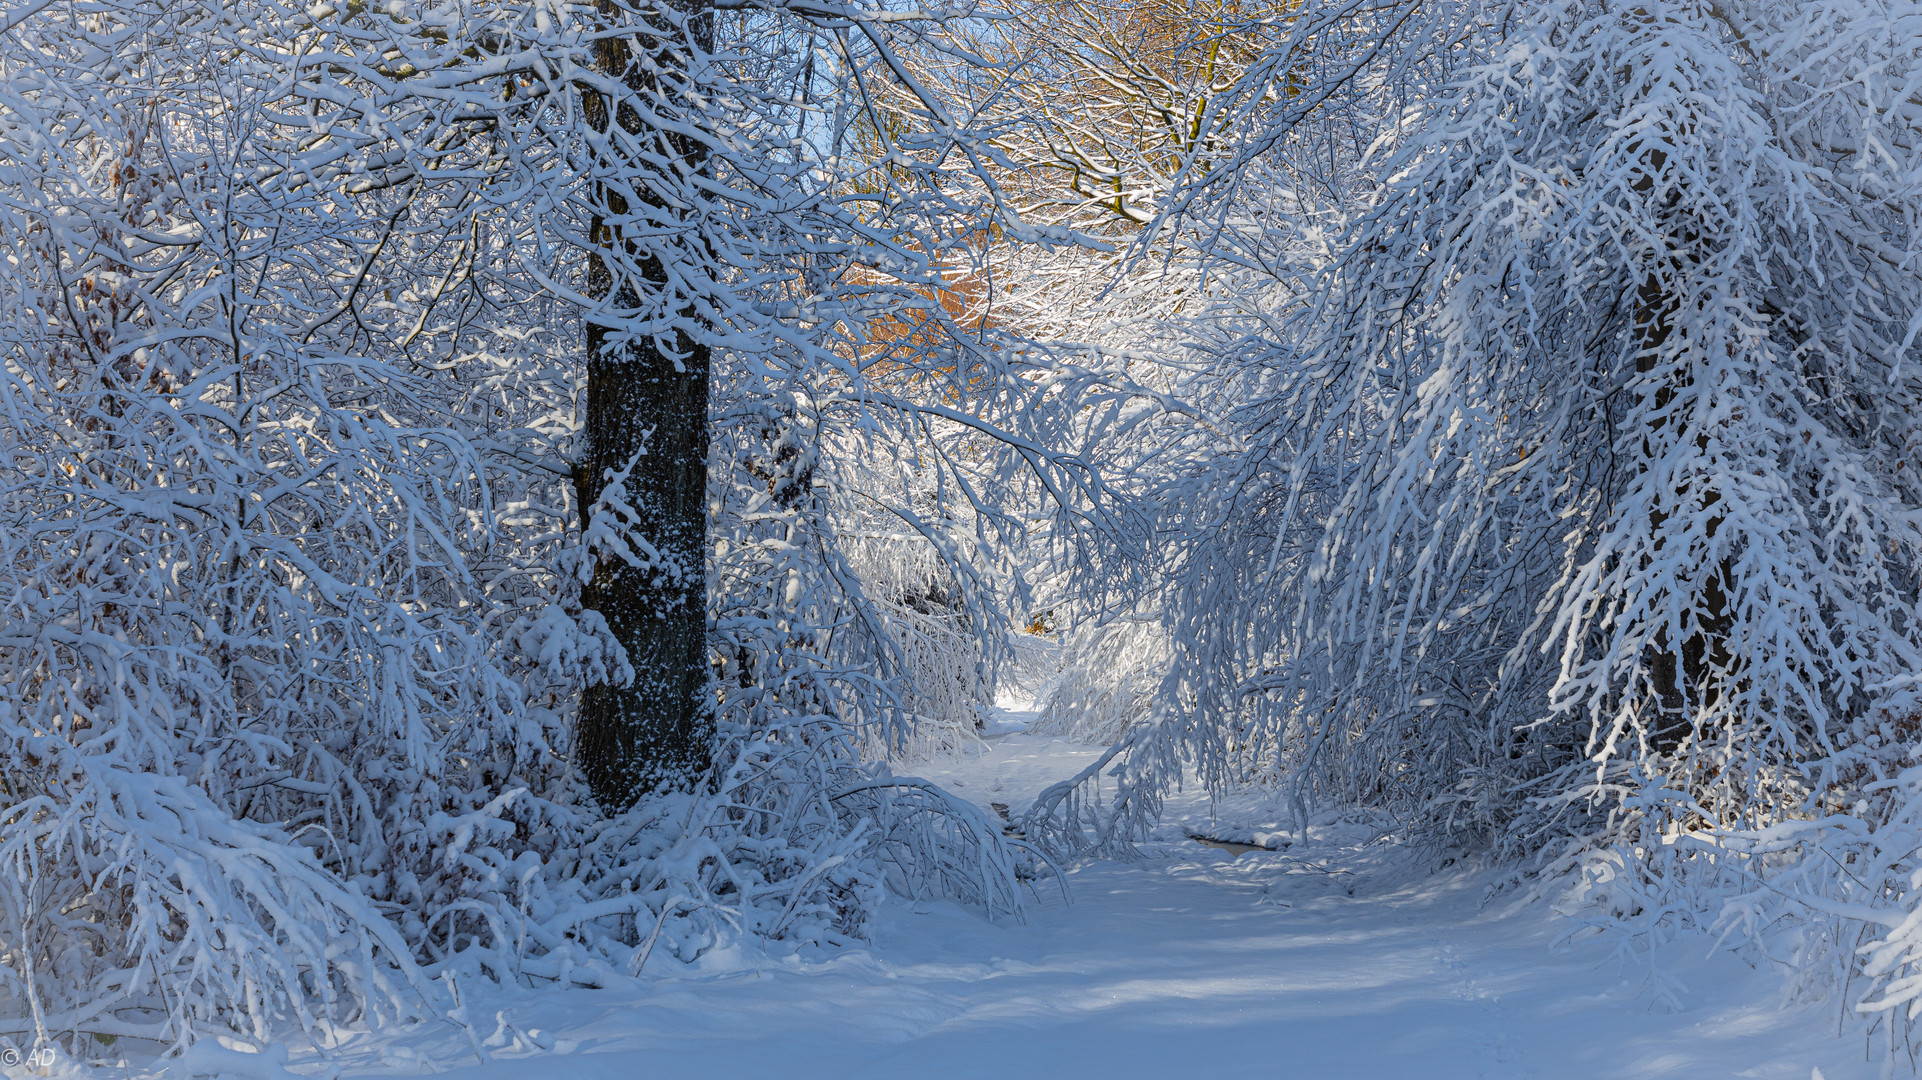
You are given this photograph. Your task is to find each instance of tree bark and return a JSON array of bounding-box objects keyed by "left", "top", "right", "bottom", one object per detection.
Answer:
[{"left": 575, "top": 0, "right": 714, "bottom": 808}]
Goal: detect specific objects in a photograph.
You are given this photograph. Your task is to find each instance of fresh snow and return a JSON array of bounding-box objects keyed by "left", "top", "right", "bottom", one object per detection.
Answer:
[{"left": 198, "top": 708, "right": 1879, "bottom": 1080}]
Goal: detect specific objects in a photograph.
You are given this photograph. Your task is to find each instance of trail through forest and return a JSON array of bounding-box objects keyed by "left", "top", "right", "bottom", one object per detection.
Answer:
[{"left": 240, "top": 708, "right": 1877, "bottom": 1080}]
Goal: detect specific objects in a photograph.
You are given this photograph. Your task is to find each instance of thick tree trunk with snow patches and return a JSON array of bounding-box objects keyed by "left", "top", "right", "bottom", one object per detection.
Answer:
[{"left": 575, "top": 0, "right": 717, "bottom": 806}]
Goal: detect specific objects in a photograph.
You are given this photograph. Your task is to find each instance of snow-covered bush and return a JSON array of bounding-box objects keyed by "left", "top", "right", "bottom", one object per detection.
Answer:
[
  {"left": 0, "top": 0, "right": 536, "bottom": 1046},
  {"left": 1033, "top": 618, "right": 1168, "bottom": 744}
]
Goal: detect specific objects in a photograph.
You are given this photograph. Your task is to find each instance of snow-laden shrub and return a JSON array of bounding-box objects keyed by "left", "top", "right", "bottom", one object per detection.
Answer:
[
  {"left": 0, "top": 704, "right": 431, "bottom": 1050},
  {"left": 999, "top": 631, "right": 1063, "bottom": 708},
  {"left": 0, "top": 1, "right": 537, "bottom": 1043},
  {"left": 837, "top": 534, "right": 993, "bottom": 760},
  {"left": 402, "top": 716, "right": 1028, "bottom": 993},
  {"left": 1032, "top": 619, "right": 1168, "bottom": 744}
]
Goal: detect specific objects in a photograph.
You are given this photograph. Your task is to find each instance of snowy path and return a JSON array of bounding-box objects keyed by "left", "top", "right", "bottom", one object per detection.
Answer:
[{"left": 316, "top": 713, "right": 1875, "bottom": 1080}]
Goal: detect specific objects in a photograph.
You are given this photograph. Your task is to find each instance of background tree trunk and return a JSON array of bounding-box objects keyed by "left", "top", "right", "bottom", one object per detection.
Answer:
[
  {"left": 1630, "top": 148, "right": 1733, "bottom": 756},
  {"left": 575, "top": 0, "right": 715, "bottom": 807}
]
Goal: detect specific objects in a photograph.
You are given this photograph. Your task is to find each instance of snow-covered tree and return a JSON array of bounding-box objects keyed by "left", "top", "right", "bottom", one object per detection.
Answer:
[
  {"left": 1011, "top": 0, "right": 1449, "bottom": 854},
  {"left": 1033, "top": 0, "right": 1922, "bottom": 1043},
  {"left": 1243, "top": 0, "right": 1922, "bottom": 841},
  {"left": 0, "top": 0, "right": 1135, "bottom": 1056}
]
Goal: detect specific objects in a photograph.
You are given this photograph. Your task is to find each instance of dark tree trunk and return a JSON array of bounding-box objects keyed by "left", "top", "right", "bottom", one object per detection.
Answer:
[
  {"left": 574, "top": 0, "right": 715, "bottom": 808},
  {"left": 1630, "top": 152, "right": 1733, "bottom": 753}
]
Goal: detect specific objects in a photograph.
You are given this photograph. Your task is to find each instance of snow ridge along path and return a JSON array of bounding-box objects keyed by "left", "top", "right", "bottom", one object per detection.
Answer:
[{"left": 292, "top": 709, "right": 1872, "bottom": 1080}]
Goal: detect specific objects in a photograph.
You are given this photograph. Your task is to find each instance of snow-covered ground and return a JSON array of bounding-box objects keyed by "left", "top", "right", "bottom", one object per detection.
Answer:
[{"left": 190, "top": 708, "right": 1874, "bottom": 1080}]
